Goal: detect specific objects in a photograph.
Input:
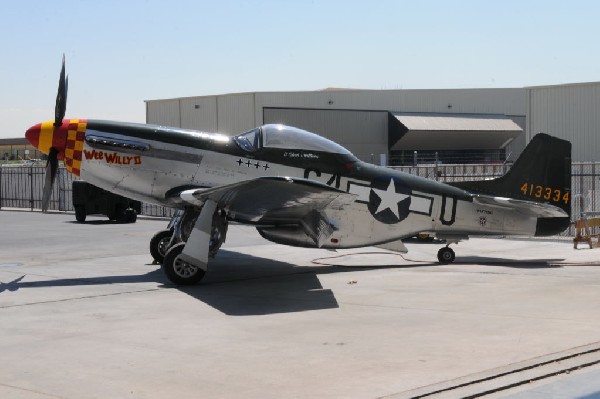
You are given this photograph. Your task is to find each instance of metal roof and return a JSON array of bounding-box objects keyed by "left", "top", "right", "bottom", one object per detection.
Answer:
[{"left": 390, "top": 113, "right": 522, "bottom": 150}]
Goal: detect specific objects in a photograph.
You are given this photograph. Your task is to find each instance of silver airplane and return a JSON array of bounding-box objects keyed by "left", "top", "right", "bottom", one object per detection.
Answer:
[{"left": 25, "top": 57, "right": 572, "bottom": 285}]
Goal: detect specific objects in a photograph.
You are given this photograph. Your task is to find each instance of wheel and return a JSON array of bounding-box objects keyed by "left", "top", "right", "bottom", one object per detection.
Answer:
[
  {"left": 437, "top": 247, "right": 455, "bottom": 264},
  {"left": 75, "top": 206, "right": 86, "bottom": 222},
  {"left": 150, "top": 229, "right": 173, "bottom": 264},
  {"left": 115, "top": 207, "right": 129, "bottom": 223},
  {"left": 126, "top": 208, "right": 137, "bottom": 223},
  {"left": 162, "top": 243, "right": 206, "bottom": 285}
]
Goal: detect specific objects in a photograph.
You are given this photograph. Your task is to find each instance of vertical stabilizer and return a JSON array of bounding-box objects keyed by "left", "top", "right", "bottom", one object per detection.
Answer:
[{"left": 452, "top": 133, "right": 571, "bottom": 235}]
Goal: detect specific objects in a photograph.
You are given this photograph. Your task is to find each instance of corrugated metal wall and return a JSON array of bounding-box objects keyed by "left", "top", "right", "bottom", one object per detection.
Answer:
[
  {"left": 528, "top": 83, "right": 600, "bottom": 161},
  {"left": 217, "top": 93, "right": 256, "bottom": 135},
  {"left": 146, "top": 94, "right": 256, "bottom": 135},
  {"left": 180, "top": 97, "right": 218, "bottom": 131},
  {"left": 146, "top": 99, "right": 180, "bottom": 126},
  {"left": 263, "top": 108, "right": 388, "bottom": 162}
]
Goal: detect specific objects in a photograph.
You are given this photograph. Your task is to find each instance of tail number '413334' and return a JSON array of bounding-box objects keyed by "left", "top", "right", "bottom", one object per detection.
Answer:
[{"left": 520, "top": 182, "right": 569, "bottom": 204}]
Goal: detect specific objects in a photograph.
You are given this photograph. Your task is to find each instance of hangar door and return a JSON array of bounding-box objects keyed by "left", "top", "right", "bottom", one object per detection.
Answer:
[{"left": 263, "top": 108, "right": 388, "bottom": 163}]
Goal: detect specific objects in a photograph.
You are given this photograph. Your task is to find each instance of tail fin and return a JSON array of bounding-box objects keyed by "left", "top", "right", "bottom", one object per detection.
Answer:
[{"left": 453, "top": 133, "right": 571, "bottom": 235}]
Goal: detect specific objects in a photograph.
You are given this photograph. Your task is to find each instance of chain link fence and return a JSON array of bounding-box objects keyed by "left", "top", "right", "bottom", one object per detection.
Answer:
[{"left": 1, "top": 164, "right": 598, "bottom": 235}]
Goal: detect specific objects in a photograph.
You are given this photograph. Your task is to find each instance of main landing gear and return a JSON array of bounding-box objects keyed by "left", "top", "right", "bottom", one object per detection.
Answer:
[{"left": 149, "top": 203, "right": 228, "bottom": 285}]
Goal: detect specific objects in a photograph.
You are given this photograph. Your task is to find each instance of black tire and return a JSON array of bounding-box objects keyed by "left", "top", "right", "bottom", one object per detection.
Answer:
[
  {"left": 162, "top": 243, "right": 206, "bottom": 285},
  {"left": 150, "top": 229, "right": 173, "bottom": 264},
  {"left": 437, "top": 247, "right": 455, "bottom": 264},
  {"left": 75, "top": 206, "right": 86, "bottom": 223},
  {"left": 126, "top": 209, "right": 137, "bottom": 223},
  {"left": 115, "top": 207, "right": 129, "bottom": 223}
]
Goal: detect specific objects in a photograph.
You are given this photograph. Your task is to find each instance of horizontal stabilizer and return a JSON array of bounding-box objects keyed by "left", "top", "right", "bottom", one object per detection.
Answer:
[{"left": 473, "top": 195, "right": 567, "bottom": 218}]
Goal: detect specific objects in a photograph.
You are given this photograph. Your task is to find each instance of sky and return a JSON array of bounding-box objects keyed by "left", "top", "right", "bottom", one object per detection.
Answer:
[{"left": 2, "top": 0, "right": 600, "bottom": 139}]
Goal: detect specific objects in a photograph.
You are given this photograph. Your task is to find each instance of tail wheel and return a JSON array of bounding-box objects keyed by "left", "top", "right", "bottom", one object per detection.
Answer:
[
  {"left": 162, "top": 243, "right": 206, "bottom": 285},
  {"left": 437, "top": 247, "right": 455, "bottom": 264},
  {"left": 150, "top": 229, "right": 173, "bottom": 264}
]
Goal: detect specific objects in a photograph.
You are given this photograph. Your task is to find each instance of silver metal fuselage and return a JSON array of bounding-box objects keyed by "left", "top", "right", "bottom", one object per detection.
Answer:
[{"left": 79, "top": 122, "right": 537, "bottom": 249}]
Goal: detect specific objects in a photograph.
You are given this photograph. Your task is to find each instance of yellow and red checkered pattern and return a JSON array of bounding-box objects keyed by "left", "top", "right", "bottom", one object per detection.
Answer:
[{"left": 64, "top": 119, "right": 87, "bottom": 176}]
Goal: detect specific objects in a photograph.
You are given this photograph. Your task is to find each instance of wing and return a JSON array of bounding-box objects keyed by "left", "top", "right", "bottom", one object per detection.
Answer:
[
  {"left": 171, "top": 177, "right": 356, "bottom": 247},
  {"left": 473, "top": 195, "right": 568, "bottom": 218}
]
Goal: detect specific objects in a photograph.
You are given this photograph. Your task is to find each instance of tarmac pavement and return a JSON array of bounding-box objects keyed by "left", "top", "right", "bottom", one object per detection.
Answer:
[{"left": 1, "top": 210, "right": 600, "bottom": 398}]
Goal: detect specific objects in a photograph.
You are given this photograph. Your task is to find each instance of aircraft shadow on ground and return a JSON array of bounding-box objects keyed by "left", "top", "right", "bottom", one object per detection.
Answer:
[
  {"left": 177, "top": 250, "right": 341, "bottom": 316},
  {"left": 0, "top": 250, "right": 565, "bottom": 315},
  {"left": 0, "top": 269, "right": 163, "bottom": 294},
  {"left": 0, "top": 250, "right": 341, "bottom": 315}
]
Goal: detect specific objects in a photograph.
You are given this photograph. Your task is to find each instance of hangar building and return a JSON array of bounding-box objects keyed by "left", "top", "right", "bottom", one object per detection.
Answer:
[{"left": 145, "top": 82, "right": 600, "bottom": 165}]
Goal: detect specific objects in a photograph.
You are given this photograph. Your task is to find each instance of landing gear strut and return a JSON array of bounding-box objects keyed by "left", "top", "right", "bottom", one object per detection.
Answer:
[
  {"left": 150, "top": 204, "right": 228, "bottom": 285},
  {"left": 437, "top": 246, "right": 455, "bottom": 264}
]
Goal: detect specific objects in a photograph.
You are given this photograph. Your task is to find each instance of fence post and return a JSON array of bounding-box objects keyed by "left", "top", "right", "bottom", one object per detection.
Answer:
[
  {"left": 0, "top": 166, "right": 2, "bottom": 210},
  {"left": 58, "top": 169, "right": 64, "bottom": 211},
  {"left": 593, "top": 163, "right": 596, "bottom": 213},
  {"left": 29, "top": 166, "right": 34, "bottom": 211}
]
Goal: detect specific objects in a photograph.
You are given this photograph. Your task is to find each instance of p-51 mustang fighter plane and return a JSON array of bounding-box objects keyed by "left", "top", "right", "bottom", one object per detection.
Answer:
[{"left": 26, "top": 57, "right": 571, "bottom": 285}]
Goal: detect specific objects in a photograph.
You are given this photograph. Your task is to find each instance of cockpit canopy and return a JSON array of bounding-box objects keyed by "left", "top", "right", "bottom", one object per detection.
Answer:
[{"left": 234, "top": 124, "right": 355, "bottom": 156}]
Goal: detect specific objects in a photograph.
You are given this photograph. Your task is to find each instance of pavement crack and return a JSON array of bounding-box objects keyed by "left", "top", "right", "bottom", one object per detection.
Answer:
[
  {"left": 0, "top": 382, "right": 67, "bottom": 398},
  {"left": 0, "top": 288, "right": 162, "bottom": 309}
]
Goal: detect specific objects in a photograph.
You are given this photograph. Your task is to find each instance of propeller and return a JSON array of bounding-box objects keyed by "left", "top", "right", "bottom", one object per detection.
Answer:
[
  {"left": 41, "top": 55, "right": 68, "bottom": 212},
  {"left": 54, "top": 54, "right": 68, "bottom": 127},
  {"left": 42, "top": 147, "right": 59, "bottom": 212}
]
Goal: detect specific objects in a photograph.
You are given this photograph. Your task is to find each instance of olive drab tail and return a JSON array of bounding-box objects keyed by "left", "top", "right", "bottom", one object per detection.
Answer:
[{"left": 452, "top": 133, "right": 571, "bottom": 235}]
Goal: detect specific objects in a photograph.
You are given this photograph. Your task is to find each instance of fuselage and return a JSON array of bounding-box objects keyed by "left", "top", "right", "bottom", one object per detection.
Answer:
[{"left": 27, "top": 119, "right": 541, "bottom": 248}]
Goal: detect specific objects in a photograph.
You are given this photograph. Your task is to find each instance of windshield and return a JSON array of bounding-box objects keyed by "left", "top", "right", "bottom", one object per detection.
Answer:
[
  {"left": 233, "top": 124, "right": 356, "bottom": 157},
  {"left": 234, "top": 127, "right": 262, "bottom": 152}
]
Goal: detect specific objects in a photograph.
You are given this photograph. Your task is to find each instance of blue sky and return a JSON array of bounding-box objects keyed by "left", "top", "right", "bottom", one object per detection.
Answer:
[{"left": 2, "top": 0, "right": 599, "bottom": 138}]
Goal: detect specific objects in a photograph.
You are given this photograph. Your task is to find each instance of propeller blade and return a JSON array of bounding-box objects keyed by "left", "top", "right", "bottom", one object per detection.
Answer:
[
  {"left": 41, "top": 148, "right": 58, "bottom": 212},
  {"left": 54, "top": 54, "right": 68, "bottom": 127}
]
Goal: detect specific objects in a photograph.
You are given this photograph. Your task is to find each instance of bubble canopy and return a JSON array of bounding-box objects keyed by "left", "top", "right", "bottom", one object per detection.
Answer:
[{"left": 234, "top": 124, "right": 355, "bottom": 156}]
